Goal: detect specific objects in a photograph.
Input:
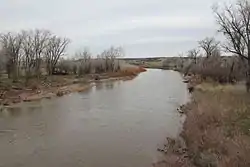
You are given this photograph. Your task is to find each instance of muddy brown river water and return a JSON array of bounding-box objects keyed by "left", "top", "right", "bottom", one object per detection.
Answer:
[{"left": 0, "top": 69, "right": 188, "bottom": 167}]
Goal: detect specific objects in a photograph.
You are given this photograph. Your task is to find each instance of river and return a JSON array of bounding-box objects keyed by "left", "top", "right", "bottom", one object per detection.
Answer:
[{"left": 0, "top": 69, "right": 188, "bottom": 167}]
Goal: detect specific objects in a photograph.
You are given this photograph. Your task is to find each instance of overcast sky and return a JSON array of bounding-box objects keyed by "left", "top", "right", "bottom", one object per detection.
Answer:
[{"left": 0, "top": 0, "right": 234, "bottom": 57}]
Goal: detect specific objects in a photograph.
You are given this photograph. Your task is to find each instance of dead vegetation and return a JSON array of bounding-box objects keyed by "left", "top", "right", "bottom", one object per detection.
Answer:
[
  {"left": 0, "top": 64, "right": 145, "bottom": 106},
  {"left": 0, "top": 30, "right": 126, "bottom": 81},
  {"left": 163, "top": 0, "right": 250, "bottom": 90},
  {"left": 155, "top": 82, "right": 250, "bottom": 167},
  {"left": 157, "top": 2, "right": 250, "bottom": 166},
  {"left": 182, "top": 83, "right": 250, "bottom": 167},
  {"left": 0, "top": 28, "right": 146, "bottom": 106}
]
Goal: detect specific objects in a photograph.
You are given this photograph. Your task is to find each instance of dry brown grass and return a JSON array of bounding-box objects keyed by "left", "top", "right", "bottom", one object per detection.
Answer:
[
  {"left": 182, "top": 83, "right": 250, "bottom": 167},
  {"left": 108, "top": 66, "right": 146, "bottom": 77},
  {"left": 155, "top": 82, "right": 250, "bottom": 167}
]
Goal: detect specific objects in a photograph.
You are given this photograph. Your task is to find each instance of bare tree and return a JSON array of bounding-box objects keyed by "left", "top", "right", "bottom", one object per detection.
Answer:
[
  {"left": 213, "top": 0, "right": 250, "bottom": 90},
  {"left": 21, "top": 29, "right": 51, "bottom": 80},
  {"left": 178, "top": 53, "right": 185, "bottom": 69},
  {"left": 75, "top": 48, "right": 92, "bottom": 75},
  {"left": 0, "top": 32, "right": 24, "bottom": 81},
  {"left": 101, "top": 46, "right": 124, "bottom": 72},
  {"left": 32, "top": 29, "right": 51, "bottom": 77},
  {"left": 0, "top": 49, "right": 7, "bottom": 78},
  {"left": 114, "top": 46, "right": 124, "bottom": 71},
  {"left": 21, "top": 30, "right": 35, "bottom": 79},
  {"left": 45, "top": 36, "right": 70, "bottom": 75},
  {"left": 100, "top": 50, "right": 110, "bottom": 71},
  {"left": 198, "top": 37, "right": 220, "bottom": 58},
  {"left": 0, "top": 49, "right": 6, "bottom": 68},
  {"left": 95, "top": 54, "right": 106, "bottom": 73},
  {"left": 188, "top": 48, "right": 199, "bottom": 64}
]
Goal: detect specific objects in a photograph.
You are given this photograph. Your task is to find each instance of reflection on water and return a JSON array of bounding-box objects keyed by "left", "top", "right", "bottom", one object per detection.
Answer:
[
  {"left": 0, "top": 105, "right": 44, "bottom": 118},
  {"left": 0, "top": 69, "right": 188, "bottom": 167},
  {"left": 95, "top": 83, "right": 104, "bottom": 91},
  {"left": 105, "top": 81, "right": 115, "bottom": 89},
  {"left": 4, "top": 107, "right": 22, "bottom": 117}
]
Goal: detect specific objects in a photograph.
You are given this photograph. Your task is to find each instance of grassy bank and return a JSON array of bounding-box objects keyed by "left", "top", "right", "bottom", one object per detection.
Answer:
[
  {"left": 183, "top": 83, "right": 250, "bottom": 167},
  {"left": 0, "top": 66, "right": 146, "bottom": 106},
  {"left": 155, "top": 80, "right": 250, "bottom": 167}
]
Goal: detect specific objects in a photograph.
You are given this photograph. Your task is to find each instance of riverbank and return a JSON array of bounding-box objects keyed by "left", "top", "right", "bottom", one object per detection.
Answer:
[
  {"left": 155, "top": 78, "right": 250, "bottom": 167},
  {"left": 0, "top": 67, "right": 146, "bottom": 107}
]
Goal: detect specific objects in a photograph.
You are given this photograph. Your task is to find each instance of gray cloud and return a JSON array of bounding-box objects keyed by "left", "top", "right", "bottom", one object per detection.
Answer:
[{"left": 0, "top": 0, "right": 233, "bottom": 57}]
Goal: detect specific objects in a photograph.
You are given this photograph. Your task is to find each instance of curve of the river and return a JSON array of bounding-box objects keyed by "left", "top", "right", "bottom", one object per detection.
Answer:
[{"left": 0, "top": 69, "right": 188, "bottom": 167}]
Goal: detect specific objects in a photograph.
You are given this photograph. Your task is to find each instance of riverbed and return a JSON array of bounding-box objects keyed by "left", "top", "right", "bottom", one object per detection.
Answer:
[{"left": 0, "top": 69, "right": 188, "bottom": 167}]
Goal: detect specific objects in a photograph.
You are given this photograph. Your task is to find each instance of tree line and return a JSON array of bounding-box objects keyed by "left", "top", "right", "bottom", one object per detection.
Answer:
[
  {"left": 0, "top": 29, "right": 124, "bottom": 82},
  {"left": 175, "top": 0, "right": 250, "bottom": 89}
]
